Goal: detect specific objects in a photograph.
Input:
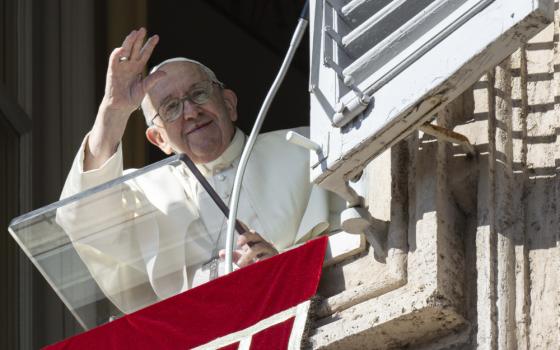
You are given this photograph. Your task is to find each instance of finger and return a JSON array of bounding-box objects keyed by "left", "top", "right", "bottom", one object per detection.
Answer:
[
  {"left": 120, "top": 29, "right": 138, "bottom": 56},
  {"left": 109, "top": 47, "right": 126, "bottom": 68},
  {"left": 218, "top": 249, "right": 243, "bottom": 264},
  {"left": 249, "top": 241, "right": 278, "bottom": 257},
  {"left": 237, "top": 250, "right": 257, "bottom": 268},
  {"left": 139, "top": 35, "right": 159, "bottom": 64},
  {"left": 237, "top": 242, "right": 276, "bottom": 267},
  {"left": 236, "top": 230, "right": 261, "bottom": 247},
  {"left": 232, "top": 250, "right": 243, "bottom": 264},
  {"left": 255, "top": 252, "right": 269, "bottom": 260},
  {"left": 254, "top": 252, "right": 276, "bottom": 262},
  {"left": 131, "top": 28, "right": 146, "bottom": 61},
  {"left": 108, "top": 30, "right": 138, "bottom": 68}
]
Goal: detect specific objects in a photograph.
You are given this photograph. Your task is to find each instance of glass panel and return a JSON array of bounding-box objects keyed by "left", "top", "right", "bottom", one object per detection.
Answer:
[{"left": 8, "top": 155, "right": 234, "bottom": 331}]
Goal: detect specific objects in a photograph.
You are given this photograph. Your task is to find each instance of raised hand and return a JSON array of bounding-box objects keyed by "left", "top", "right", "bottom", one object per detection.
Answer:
[
  {"left": 103, "top": 28, "right": 164, "bottom": 115},
  {"left": 85, "top": 28, "right": 164, "bottom": 171}
]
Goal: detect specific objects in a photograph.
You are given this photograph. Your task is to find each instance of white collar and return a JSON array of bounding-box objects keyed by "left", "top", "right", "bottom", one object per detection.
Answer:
[{"left": 195, "top": 128, "right": 245, "bottom": 177}]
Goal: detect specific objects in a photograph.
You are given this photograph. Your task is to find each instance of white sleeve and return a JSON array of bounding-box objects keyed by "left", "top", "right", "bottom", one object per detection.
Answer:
[
  {"left": 57, "top": 134, "right": 158, "bottom": 313},
  {"left": 294, "top": 184, "right": 330, "bottom": 244},
  {"left": 60, "top": 133, "right": 124, "bottom": 199}
]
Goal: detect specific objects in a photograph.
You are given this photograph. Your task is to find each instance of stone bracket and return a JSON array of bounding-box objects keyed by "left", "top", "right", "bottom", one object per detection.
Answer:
[{"left": 341, "top": 206, "right": 388, "bottom": 258}]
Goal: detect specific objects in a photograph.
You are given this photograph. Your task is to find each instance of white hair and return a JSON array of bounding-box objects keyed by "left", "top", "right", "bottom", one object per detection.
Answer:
[{"left": 141, "top": 57, "right": 224, "bottom": 126}]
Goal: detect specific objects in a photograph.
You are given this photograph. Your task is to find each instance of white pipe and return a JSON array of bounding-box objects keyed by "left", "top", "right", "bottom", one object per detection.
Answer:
[
  {"left": 286, "top": 131, "right": 321, "bottom": 152},
  {"left": 224, "top": 17, "right": 309, "bottom": 274}
]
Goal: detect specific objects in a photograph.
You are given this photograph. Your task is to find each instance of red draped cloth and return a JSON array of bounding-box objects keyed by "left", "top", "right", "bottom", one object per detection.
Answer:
[{"left": 45, "top": 236, "right": 327, "bottom": 349}]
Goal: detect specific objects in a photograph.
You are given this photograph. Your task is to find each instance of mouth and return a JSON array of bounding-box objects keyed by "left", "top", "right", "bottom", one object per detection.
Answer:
[{"left": 185, "top": 120, "right": 213, "bottom": 135}]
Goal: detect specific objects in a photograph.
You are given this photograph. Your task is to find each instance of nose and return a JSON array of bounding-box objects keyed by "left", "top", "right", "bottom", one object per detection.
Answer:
[{"left": 182, "top": 99, "right": 200, "bottom": 120}]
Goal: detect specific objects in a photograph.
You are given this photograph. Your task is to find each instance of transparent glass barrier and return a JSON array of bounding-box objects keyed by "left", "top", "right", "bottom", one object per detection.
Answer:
[{"left": 8, "top": 155, "right": 233, "bottom": 331}]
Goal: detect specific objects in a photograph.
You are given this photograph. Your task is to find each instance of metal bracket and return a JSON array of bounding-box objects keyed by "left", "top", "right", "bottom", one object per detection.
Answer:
[
  {"left": 318, "top": 167, "right": 388, "bottom": 259},
  {"left": 324, "top": 56, "right": 354, "bottom": 86},
  {"left": 419, "top": 122, "right": 476, "bottom": 155},
  {"left": 286, "top": 131, "right": 328, "bottom": 169},
  {"left": 332, "top": 93, "right": 372, "bottom": 127},
  {"left": 341, "top": 206, "right": 388, "bottom": 259},
  {"left": 324, "top": 25, "right": 343, "bottom": 46},
  {"left": 292, "top": 130, "right": 388, "bottom": 259}
]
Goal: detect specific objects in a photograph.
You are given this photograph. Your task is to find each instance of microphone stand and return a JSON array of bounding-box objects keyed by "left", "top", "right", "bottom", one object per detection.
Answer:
[{"left": 224, "top": 1, "right": 310, "bottom": 274}]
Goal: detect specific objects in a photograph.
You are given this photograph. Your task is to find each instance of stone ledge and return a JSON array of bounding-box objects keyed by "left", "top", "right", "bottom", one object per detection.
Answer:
[{"left": 309, "top": 285, "right": 468, "bottom": 349}]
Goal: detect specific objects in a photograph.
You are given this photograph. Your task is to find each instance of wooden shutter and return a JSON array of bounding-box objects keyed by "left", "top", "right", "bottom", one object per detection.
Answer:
[{"left": 309, "top": 0, "right": 553, "bottom": 190}]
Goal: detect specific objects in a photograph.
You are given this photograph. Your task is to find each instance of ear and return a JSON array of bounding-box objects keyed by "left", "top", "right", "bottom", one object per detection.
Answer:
[
  {"left": 146, "top": 127, "right": 173, "bottom": 155},
  {"left": 221, "top": 89, "right": 238, "bottom": 122}
]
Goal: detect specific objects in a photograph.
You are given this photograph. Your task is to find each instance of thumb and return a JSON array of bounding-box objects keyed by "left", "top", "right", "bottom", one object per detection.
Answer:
[{"left": 219, "top": 249, "right": 243, "bottom": 263}]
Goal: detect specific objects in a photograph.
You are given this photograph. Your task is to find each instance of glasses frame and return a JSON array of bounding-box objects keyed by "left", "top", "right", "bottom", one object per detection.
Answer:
[{"left": 149, "top": 80, "right": 224, "bottom": 126}]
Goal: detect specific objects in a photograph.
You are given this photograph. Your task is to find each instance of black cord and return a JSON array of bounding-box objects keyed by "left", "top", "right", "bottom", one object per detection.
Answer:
[{"left": 179, "top": 154, "right": 246, "bottom": 234}]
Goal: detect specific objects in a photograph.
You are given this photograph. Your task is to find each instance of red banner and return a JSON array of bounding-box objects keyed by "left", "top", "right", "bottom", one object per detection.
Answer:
[{"left": 46, "top": 236, "right": 327, "bottom": 349}]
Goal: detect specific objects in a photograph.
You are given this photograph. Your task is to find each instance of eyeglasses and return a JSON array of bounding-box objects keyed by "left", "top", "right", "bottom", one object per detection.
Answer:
[{"left": 150, "top": 80, "right": 224, "bottom": 126}]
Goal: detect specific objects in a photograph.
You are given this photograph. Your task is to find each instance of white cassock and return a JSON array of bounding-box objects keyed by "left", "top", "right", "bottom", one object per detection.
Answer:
[{"left": 57, "top": 127, "right": 330, "bottom": 314}]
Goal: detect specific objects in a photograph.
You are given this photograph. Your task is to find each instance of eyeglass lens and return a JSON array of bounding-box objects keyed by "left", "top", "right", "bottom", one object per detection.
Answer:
[{"left": 159, "top": 81, "right": 213, "bottom": 123}]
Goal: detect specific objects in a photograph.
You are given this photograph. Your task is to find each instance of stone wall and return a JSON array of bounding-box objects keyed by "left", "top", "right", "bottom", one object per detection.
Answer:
[{"left": 310, "top": 4, "right": 560, "bottom": 349}]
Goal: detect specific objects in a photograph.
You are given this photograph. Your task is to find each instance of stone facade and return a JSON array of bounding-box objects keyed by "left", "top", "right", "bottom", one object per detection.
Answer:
[{"left": 310, "top": 5, "right": 560, "bottom": 350}]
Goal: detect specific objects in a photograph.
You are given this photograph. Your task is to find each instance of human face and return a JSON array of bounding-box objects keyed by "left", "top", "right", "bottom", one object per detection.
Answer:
[{"left": 145, "top": 62, "right": 237, "bottom": 163}]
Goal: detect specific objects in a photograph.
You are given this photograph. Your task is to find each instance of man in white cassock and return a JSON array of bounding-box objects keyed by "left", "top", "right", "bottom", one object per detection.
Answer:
[{"left": 57, "top": 28, "right": 330, "bottom": 314}]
